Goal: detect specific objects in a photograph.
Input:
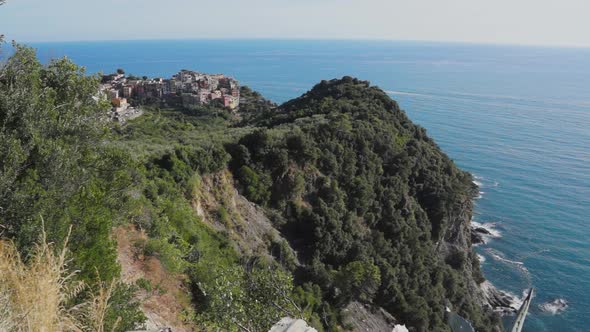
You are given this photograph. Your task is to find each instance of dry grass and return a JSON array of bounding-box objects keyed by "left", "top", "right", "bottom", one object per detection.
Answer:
[
  {"left": 83, "top": 279, "right": 120, "bottom": 332},
  {"left": 0, "top": 225, "right": 119, "bottom": 332}
]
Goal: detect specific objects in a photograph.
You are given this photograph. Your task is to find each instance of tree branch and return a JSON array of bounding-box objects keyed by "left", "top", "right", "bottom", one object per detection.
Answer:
[{"left": 233, "top": 319, "right": 253, "bottom": 332}]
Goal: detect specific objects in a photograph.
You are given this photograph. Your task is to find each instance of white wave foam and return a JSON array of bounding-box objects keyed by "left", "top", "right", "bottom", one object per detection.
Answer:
[
  {"left": 539, "top": 298, "right": 568, "bottom": 315},
  {"left": 506, "top": 289, "right": 536, "bottom": 312},
  {"left": 485, "top": 248, "right": 529, "bottom": 274},
  {"left": 472, "top": 175, "right": 500, "bottom": 189},
  {"left": 509, "top": 292, "right": 525, "bottom": 312},
  {"left": 477, "top": 254, "right": 486, "bottom": 263},
  {"left": 471, "top": 221, "right": 501, "bottom": 239}
]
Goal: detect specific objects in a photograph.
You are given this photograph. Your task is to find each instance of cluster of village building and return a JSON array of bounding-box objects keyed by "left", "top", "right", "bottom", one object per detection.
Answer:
[{"left": 100, "top": 69, "right": 240, "bottom": 120}]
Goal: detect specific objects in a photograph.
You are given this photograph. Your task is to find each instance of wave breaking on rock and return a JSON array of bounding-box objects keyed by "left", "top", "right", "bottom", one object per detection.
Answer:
[
  {"left": 480, "top": 281, "right": 523, "bottom": 315},
  {"left": 539, "top": 298, "right": 568, "bottom": 315},
  {"left": 470, "top": 221, "right": 501, "bottom": 245}
]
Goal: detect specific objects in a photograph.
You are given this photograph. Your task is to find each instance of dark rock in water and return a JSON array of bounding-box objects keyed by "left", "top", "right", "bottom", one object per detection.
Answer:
[
  {"left": 539, "top": 298, "right": 568, "bottom": 315},
  {"left": 470, "top": 225, "right": 492, "bottom": 244},
  {"left": 474, "top": 227, "right": 492, "bottom": 235},
  {"left": 471, "top": 230, "right": 486, "bottom": 245}
]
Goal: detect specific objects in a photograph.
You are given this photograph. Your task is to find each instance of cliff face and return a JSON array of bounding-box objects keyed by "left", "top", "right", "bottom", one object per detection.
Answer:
[
  {"left": 228, "top": 77, "right": 501, "bottom": 331},
  {"left": 438, "top": 184, "right": 517, "bottom": 321}
]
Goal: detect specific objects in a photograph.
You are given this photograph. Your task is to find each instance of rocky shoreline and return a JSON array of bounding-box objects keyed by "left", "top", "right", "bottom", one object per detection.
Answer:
[
  {"left": 471, "top": 225, "right": 492, "bottom": 245},
  {"left": 480, "top": 281, "right": 520, "bottom": 315},
  {"left": 469, "top": 216, "right": 522, "bottom": 315}
]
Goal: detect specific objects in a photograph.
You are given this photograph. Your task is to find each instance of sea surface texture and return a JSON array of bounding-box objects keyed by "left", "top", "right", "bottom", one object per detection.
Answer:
[{"left": 27, "top": 40, "right": 590, "bottom": 331}]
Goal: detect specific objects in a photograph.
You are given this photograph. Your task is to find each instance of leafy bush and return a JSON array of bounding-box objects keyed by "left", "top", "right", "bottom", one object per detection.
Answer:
[
  {"left": 197, "top": 263, "right": 301, "bottom": 332},
  {"left": 335, "top": 260, "right": 381, "bottom": 304},
  {"left": 236, "top": 165, "right": 271, "bottom": 205}
]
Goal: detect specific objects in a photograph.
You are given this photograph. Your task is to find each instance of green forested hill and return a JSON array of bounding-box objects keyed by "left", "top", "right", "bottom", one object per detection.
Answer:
[
  {"left": 229, "top": 77, "right": 497, "bottom": 331},
  {"left": 0, "top": 47, "right": 497, "bottom": 331}
]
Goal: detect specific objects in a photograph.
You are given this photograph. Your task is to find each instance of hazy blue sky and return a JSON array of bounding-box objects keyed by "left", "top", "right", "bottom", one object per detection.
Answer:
[{"left": 1, "top": 0, "right": 589, "bottom": 47}]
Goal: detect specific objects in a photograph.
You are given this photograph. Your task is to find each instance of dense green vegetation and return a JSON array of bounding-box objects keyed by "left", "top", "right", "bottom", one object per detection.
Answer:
[
  {"left": 1, "top": 44, "right": 498, "bottom": 331},
  {"left": 0, "top": 44, "right": 144, "bottom": 330},
  {"left": 114, "top": 103, "right": 311, "bottom": 331},
  {"left": 228, "top": 77, "right": 499, "bottom": 331}
]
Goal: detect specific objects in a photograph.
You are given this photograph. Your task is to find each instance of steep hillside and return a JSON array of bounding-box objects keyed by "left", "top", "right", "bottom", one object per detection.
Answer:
[{"left": 228, "top": 77, "right": 499, "bottom": 331}]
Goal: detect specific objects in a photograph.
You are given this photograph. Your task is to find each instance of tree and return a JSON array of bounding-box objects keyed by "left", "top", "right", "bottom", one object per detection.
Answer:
[
  {"left": 237, "top": 165, "right": 270, "bottom": 205},
  {"left": 0, "top": 43, "right": 135, "bottom": 280},
  {"left": 198, "top": 264, "right": 301, "bottom": 332},
  {"left": 335, "top": 261, "right": 381, "bottom": 304},
  {"left": 116, "top": 68, "right": 125, "bottom": 75}
]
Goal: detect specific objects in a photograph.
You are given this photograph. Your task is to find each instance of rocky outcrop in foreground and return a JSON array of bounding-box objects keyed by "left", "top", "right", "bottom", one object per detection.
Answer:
[
  {"left": 341, "top": 301, "right": 398, "bottom": 332},
  {"left": 269, "top": 318, "right": 317, "bottom": 332}
]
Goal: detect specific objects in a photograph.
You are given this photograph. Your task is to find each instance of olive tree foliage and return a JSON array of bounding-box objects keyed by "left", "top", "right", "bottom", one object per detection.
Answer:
[
  {"left": 334, "top": 260, "right": 381, "bottom": 304},
  {"left": 198, "top": 264, "right": 302, "bottom": 332},
  {"left": 1, "top": 45, "right": 103, "bottom": 226},
  {"left": 0, "top": 44, "right": 133, "bottom": 283},
  {"left": 0, "top": 44, "right": 145, "bottom": 330}
]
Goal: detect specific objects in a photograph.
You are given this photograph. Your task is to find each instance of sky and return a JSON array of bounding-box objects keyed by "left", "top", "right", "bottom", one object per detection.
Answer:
[{"left": 1, "top": 0, "right": 590, "bottom": 47}]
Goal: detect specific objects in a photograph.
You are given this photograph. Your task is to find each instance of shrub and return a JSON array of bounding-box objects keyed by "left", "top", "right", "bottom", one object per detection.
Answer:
[
  {"left": 237, "top": 165, "right": 270, "bottom": 205},
  {"left": 0, "top": 228, "right": 145, "bottom": 332}
]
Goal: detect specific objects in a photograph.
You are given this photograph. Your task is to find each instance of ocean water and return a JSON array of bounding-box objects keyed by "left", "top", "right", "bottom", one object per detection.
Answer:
[{"left": 24, "top": 40, "right": 590, "bottom": 331}]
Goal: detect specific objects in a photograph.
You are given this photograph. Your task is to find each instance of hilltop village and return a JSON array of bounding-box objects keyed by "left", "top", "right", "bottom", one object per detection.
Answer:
[{"left": 100, "top": 69, "right": 240, "bottom": 121}]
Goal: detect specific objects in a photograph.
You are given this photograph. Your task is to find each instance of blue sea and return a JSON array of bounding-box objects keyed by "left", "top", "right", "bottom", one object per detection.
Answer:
[{"left": 25, "top": 40, "right": 590, "bottom": 331}]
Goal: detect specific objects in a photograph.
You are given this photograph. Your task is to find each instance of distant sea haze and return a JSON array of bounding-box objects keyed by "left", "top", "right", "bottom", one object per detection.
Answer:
[{"left": 29, "top": 39, "right": 590, "bottom": 331}]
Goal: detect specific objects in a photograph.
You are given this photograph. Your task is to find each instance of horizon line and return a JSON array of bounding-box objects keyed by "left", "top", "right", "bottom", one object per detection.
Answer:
[{"left": 10, "top": 37, "right": 590, "bottom": 51}]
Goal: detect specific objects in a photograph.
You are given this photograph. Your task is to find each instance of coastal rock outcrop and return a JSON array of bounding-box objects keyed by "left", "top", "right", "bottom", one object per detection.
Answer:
[
  {"left": 480, "top": 281, "right": 520, "bottom": 314},
  {"left": 471, "top": 226, "right": 491, "bottom": 244}
]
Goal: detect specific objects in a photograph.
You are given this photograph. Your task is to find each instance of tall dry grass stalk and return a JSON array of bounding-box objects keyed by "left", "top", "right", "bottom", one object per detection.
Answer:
[
  {"left": 0, "top": 224, "right": 121, "bottom": 332},
  {"left": 83, "top": 277, "right": 120, "bottom": 332}
]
